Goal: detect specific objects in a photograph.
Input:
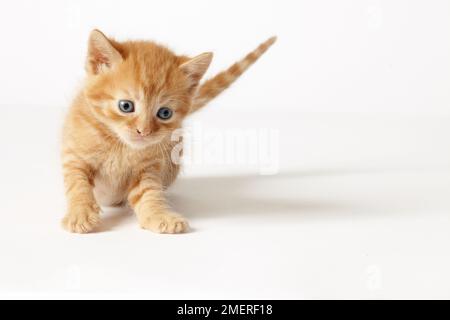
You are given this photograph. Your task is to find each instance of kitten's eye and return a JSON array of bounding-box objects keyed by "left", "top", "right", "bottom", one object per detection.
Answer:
[
  {"left": 118, "top": 100, "right": 135, "bottom": 113},
  {"left": 156, "top": 107, "right": 173, "bottom": 120}
]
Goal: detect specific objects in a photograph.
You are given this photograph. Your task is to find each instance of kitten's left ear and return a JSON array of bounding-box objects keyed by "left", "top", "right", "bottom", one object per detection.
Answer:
[
  {"left": 86, "top": 29, "right": 123, "bottom": 74},
  {"left": 180, "top": 52, "right": 213, "bottom": 87}
]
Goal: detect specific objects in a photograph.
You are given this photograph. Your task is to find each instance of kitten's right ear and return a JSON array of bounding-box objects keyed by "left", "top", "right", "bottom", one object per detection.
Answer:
[{"left": 86, "top": 29, "right": 123, "bottom": 75}]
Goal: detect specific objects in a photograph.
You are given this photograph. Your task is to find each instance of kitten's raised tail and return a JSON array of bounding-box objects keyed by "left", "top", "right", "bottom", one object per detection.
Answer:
[{"left": 190, "top": 36, "right": 277, "bottom": 113}]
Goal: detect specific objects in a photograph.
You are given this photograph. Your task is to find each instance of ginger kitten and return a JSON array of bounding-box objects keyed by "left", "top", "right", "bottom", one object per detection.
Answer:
[{"left": 62, "top": 30, "right": 276, "bottom": 234}]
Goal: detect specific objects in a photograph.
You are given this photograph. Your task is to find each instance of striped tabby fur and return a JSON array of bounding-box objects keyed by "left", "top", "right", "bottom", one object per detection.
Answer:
[{"left": 61, "top": 30, "right": 276, "bottom": 233}]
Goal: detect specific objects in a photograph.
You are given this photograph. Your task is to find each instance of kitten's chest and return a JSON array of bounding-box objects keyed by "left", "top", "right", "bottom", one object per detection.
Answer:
[
  {"left": 93, "top": 148, "right": 155, "bottom": 205},
  {"left": 96, "top": 147, "right": 148, "bottom": 184}
]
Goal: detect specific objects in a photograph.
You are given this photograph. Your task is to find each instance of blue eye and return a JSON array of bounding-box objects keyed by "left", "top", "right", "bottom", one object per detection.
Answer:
[
  {"left": 157, "top": 107, "right": 173, "bottom": 120},
  {"left": 118, "top": 100, "right": 135, "bottom": 113}
]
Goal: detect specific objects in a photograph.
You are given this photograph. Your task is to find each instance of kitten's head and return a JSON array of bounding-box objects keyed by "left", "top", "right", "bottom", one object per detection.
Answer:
[{"left": 83, "top": 30, "right": 212, "bottom": 149}]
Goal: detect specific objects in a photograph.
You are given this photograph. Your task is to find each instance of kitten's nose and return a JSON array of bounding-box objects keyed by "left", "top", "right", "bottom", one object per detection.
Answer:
[{"left": 136, "top": 128, "right": 151, "bottom": 137}]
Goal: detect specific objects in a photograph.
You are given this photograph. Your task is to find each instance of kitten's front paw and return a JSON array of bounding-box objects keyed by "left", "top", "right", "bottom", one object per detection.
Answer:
[
  {"left": 62, "top": 206, "right": 100, "bottom": 234},
  {"left": 139, "top": 212, "right": 189, "bottom": 234}
]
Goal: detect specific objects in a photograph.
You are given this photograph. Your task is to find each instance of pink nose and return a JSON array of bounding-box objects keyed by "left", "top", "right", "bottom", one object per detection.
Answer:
[{"left": 136, "top": 128, "right": 151, "bottom": 136}]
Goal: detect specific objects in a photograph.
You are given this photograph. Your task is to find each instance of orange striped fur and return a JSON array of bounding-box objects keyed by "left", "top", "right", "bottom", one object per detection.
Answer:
[
  {"left": 191, "top": 36, "right": 277, "bottom": 113},
  {"left": 61, "top": 30, "right": 276, "bottom": 234}
]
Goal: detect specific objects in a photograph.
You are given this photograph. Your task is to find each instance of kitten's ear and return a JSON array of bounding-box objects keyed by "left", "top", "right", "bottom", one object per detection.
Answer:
[
  {"left": 179, "top": 52, "right": 213, "bottom": 87},
  {"left": 86, "top": 29, "right": 123, "bottom": 74}
]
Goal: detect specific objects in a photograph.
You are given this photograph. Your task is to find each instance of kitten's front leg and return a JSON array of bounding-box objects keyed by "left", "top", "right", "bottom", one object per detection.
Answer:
[
  {"left": 128, "top": 174, "right": 189, "bottom": 234},
  {"left": 61, "top": 160, "right": 100, "bottom": 233}
]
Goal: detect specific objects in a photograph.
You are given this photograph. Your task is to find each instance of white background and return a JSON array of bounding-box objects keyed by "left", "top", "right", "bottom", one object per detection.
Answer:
[
  {"left": 1, "top": 0, "right": 449, "bottom": 113},
  {"left": 0, "top": 0, "right": 450, "bottom": 300}
]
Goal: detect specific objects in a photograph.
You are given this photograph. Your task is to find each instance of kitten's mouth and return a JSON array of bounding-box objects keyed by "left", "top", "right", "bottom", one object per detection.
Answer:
[
  {"left": 124, "top": 133, "right": 165, "bottom": 149},
  {"left": 130, "top": 135, "right": 148, "bottom": 141}
]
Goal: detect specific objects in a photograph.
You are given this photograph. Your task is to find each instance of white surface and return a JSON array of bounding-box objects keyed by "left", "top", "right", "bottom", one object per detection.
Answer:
[
  {"left": 0, "top": 0, "right": 450, "bottom": 113},
  {"left": 0, "top": 107, "right": 449, "bottom": 299}
]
